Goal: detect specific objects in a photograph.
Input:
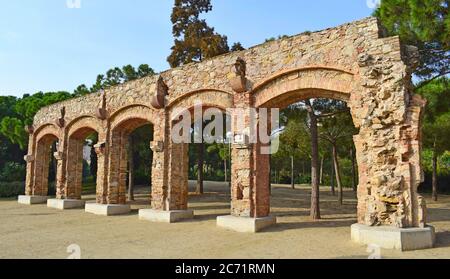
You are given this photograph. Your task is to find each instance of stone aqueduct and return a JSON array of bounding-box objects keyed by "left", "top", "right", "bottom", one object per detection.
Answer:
[{"left": 21, "top": 17, "right": 434, "bottom": 249}]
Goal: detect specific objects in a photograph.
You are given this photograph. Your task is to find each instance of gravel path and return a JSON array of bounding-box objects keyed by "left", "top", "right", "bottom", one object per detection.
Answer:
[{"left": 0, "top": 181, "right": 449, "bottom": 259}]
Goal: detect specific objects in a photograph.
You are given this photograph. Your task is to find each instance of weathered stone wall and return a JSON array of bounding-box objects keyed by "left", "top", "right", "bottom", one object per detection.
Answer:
[{"left": 25, "top": 17, "right": 426, "bottom": 228}]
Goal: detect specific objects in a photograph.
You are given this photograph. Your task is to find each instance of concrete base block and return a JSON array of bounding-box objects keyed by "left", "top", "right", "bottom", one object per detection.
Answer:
[
  {"left": 18, "top": 195, "right": 48, "bottom": 205},
  {"left": 85, "top": 203, "right": 131, "bottom": 216},
  {"left": 217, "top": 215, "right": 277, "bottom": 233},
  {"left": 139, "top": 209, "right": 194, "bottom": 223},
  {"left": 47, "top": 199, "right": 85, "bottom": 210},
  {"left": 351, "top": 223, "right": 435, "bottom": 251}
]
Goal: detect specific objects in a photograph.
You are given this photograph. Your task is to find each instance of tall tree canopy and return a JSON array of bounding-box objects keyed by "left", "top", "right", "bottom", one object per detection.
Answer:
[
  {"left": 88, "top": 64, "right": 155, "bottom": 93},
  {"left": 417, "top": 77, "right": 450, "bottom": 199},
  {"left": 167, "top": 0, "right": 230, "bottom": 67},
  {"left": 0, "top": 91, "right": 72, "bottom": 149},
  {"left": 375, "top": 0, "right": 449, "bottom": 83}
]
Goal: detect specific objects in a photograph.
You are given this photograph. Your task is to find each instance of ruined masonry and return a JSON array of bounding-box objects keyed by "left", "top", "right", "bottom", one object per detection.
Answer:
[{"left": 21, "top": 17, "right": 434, "bottom": 250}]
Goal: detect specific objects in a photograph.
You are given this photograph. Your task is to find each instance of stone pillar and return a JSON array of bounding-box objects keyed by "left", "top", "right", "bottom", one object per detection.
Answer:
[
  {"left": 350, "top": 37, "right": 428, "bottom": 229},
  {"left": 55, "top": 136, "right": 67, "bottom": 199},
  {"left": 118, "top": 134, "right": 128, "bottom": 204},
  {"left": 149, "top": 140, "right": 166, "bottom": 210},
  {"left": 253, "top": 110, "right": 271, "bottom": 218},
  {"left": 65, "top": 138, "right": 84, "bottom": 199},
  {"left": 167, "top": 142, "right": 189, "bottom": 211},
  {"left": 24, "top": 131, "right": 35, "bottom": 196},
  {"left": 217, "top": 91, "right": 276, "bottom": 232},
  {"left": 107, "top": 131, "right": 128, "bottom": 205},
  {"left": 94, "top": 123, "right": 109, "bottom": 204},
  {"left": 33, "top": 138, "right": 53, "bottom": 196},
  {"left": 94, "top": 141, "right": 107, "bottom": 204},
  {"left": 350, "top": 35, "right": 434, "bottom": 250},
  {"left": 139, "top": 116, "right": 193, "bottom": 223},
  {"left": 24, "top": 153, "right": 35, "bottom": 196},
  {"left": 85, "top": 127, "right": 131, "bottom": 216},
  {"left": 53, "top": 150, "right": 66, "bottom": 198}
]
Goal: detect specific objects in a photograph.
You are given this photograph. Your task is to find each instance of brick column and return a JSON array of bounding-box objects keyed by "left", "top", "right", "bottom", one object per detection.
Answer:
[
  {"left": 94, "top": 142, "right": 107, "bottom": 204},
  {"left": 107, "top": 131, "right": 128, "bottom": 204},
  {"left": 24, "top": 154, "right": 35, "bottom": 196},
  {"left": 230, "top": 92, "right": 271, "bottom": 218},
  {"left": 95, "top": 128, "right": 108, "bottom": 204},
  {"left": 65, "top": 138, "right": 84, "bottom": 199},
  {"left": 53, "top": 149, "right": 66, "bottom": 199},
  {"left": 166, "top": 141, "right": 189, "bottom": 211},
  {"left": 33, "top": 139, "right": 52, "bottom": 196},
  {"left": 24, "top": 135, "right": 35, "bottom": 196},
  {"left": 150, "top": 139, "right": 166, "bottom": 210}
]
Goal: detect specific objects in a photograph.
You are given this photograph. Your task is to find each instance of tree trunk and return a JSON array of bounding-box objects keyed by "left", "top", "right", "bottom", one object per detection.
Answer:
[
  {"left": 330, "top": 153, "right": 335, "bottom": 196},
  {"left": 90, "top": 143, "right": 98, "bottom": 180},
  {"left": 291, "top": 156, "right": 295, "bottom": 189},
  {"left": 224, "top": 159, "right": 227, "bottom": 183},
  {"left": 52, "top": 142, "right": 57, "bottom": 178},
  {"left": 332, "top": 144, "right": 343, "bottom": 205},
  {"left": 269, "top": 155, "right": 272, "bottom": 195},
  {"left": 305, "top": 99, "right": 320, "bottom": 220},
  {"left": 319, "top": 155, "right": 324, "bottom": 185},
  {"left": 128, "top": 136, "right": 135, "bottom": 201},
  {"left": 350, "top": 147, "right": 357, "bottom": 193},
  {"left": 196, "top": 143, "right": 204, "bottom": 194},
  {"left": 432, "top": 141, "right": 438, "bottom": 202}
]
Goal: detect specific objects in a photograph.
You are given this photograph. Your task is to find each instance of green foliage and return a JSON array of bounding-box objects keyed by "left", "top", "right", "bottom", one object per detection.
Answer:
[
  {"left": 73, "top": 84, "right": 90, "bottom": 97},
  {"left": 0, "top": 117, "right": 28, "bottom": 149},
  {"left": 0, "top": 162, "right": 26, "bottom": 182},
  {"left": 265, "top": 35, "right": 289, "bottom": 43},
  {"left": 417, "top": 78, "right": 450, "bottom": 154},
  {"left": 88, "top": 64, "right": 156, "bottom": 92},
  {"left": 0, "top": 181, "right": 24, "bottom": 198},
  {"left": 422, "top": 149, "right": 450, "bottom": 175},
  {"left": 168, "top": 0, "right": 230, "bottom": 67},
  {"left": 0, "top": 96, "right": 18, "bottom": 119},
  {"left": 130, "top": 125, "right": 154, "bottom": 184},
  {"left": 318, "top": 100, "right": 357, "bottom": 148},
  {"left": 231, "top": 42, "right": 245, "bottom": 51},
  {"left": 270, "top": 99, "right": 357, "bottom": 188},
  {"left": 188, "top": 142, "right": 231, "bottom": 181},
  {"left": 0, "top": 91, "right": 72, "bottom": 149},
  {"left": 375, "top": 0, "right": 449, "bottom": 81}
]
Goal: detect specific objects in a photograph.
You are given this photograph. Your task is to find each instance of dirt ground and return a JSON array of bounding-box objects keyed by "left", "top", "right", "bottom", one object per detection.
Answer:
[{"left": 0, "top": 181, "right": 449, "bottom": 259}]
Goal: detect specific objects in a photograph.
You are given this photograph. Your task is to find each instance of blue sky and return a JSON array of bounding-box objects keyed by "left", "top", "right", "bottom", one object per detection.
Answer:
[{"left": 0, "top": 0, "right": 376, "bottom": 97}]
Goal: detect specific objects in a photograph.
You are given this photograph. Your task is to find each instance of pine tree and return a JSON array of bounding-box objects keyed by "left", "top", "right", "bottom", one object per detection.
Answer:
[
  {"left": 167, "top": 0, "right": 230, "bottom": 67},
  {"left": 375, "top": 0, "right": 449, "bottom": 83}
]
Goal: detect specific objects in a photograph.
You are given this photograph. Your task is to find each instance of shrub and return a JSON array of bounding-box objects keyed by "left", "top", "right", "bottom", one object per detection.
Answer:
[
  {"left": 0, "top": 181, "right": 25, "bottom": 198},
  {"left": 0, "top": 162, "right": 25, "bottom": 182}
]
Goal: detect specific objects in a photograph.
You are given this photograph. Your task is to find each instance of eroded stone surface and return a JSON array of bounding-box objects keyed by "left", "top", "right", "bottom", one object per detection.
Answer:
[{"left": 24, "top": 17, "right": 426, "bottom": 229}]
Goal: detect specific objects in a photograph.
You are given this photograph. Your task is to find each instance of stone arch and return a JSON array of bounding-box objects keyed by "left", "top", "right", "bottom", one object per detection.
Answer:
[
  {"left": 64, "top": 116, "right": 103, "bottom": 199},
  {"left": 167, "top": 89, "right": 234, "bottom": 112},
  {"left": 110, "top": 104, "right": 160, "bottom": 133},
  {"left": 107, "top": 105, "right": 160, "bottom": 205},
  {"left": 168, "top": 89, "right": 233, "bottom": 135},
  {"left": 252, "top": 66, "right": 355, "bottom": 108},
  {"left": 243, "top": 63, "right": 426, "bottom": 230},
  {"left": 32, "top": 124, "right": 61, "bottom": 197},
  {"left": 66, "top": 115, "right": 102, "bottom": 139},
  {"left": 228, "top": 67, "right": 358, "bottom": 219},
  {"left": 166, "top": 91, "right": 233, "bottom": 212},
  {"left": 34, "top": 123, "right": 60, "bottom": 144}
]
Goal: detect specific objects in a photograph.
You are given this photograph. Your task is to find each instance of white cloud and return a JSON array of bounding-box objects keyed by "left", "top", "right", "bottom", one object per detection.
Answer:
[{"left": 366, "top": 0, "right": 381, "bottom": 9}]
